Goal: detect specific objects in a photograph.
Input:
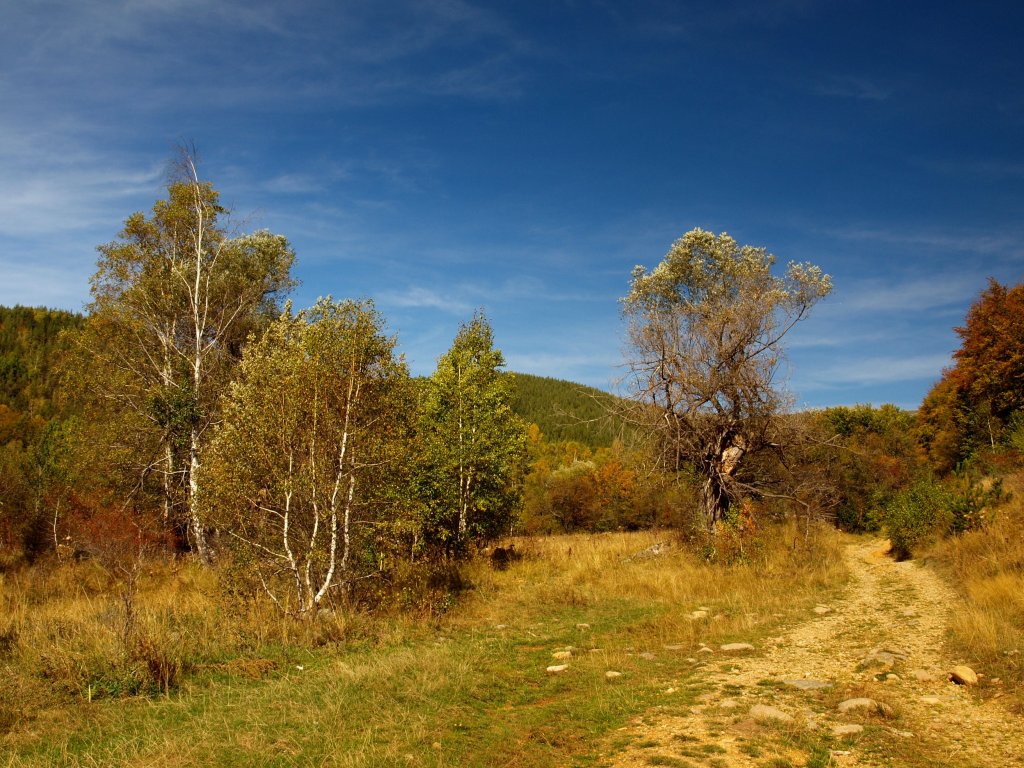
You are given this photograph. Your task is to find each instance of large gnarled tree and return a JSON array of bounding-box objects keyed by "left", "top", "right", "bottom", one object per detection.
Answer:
[{"left": 622, "top": 228, "right": 831, "bottom": 531}]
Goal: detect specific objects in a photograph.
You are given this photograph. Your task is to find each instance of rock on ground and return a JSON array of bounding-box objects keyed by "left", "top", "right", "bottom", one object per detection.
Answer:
[
  {"left": 949, "top": 665, "right": 979, "bottom": 685},
  {"left": 720, "top": 642, "right": 755, "bottom": 652},
  {"left": 837, "top": 697, "right": 893, "bottom": 717},
  {"left": 784, "top": 679, "right": 832, "bottom": 690},
  {"left": 833, "top": 723, "right": 864, "bottom": 737},
  {"left": 749, "top": 703, "right": 794, "bottom": 723}
]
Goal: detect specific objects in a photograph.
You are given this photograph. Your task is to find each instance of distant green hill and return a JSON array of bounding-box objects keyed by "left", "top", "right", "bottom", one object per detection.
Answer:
[
  {"left": 0, "top": 306, "right": 628, "bottom": 450},
  {"left": 509, "top": 373, "right": 630, "bottom": 448}
]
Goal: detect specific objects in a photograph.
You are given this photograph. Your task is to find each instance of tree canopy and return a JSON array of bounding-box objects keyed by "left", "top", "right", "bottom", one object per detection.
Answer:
[
  {"left": 919, "top": 278, "right": 1024, "bottom": 470},
  {"left": 204, "top": 298, "right": 410, "bottom": 612},
  {"left": 73, "top": 156, "right": 295, "bottom": 557},
  {"left": 622, "top": 228, "right": 832, "bottom": 529},
  {"left": 416, "top": 312, "right": 527, "bottom": 555}
]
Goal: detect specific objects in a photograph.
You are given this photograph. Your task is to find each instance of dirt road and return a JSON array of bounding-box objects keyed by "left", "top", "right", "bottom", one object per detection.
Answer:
[{"left": 600, "top": 538, "right": 1022, "bottom": 767}]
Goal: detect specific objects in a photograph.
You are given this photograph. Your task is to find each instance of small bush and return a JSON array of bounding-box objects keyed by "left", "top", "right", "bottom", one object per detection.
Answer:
[
  {"left": 948, "top": 474, "right": 1010, "bottom": 533},
  {"left": 888, "top": 472, "right": 1012, "bottom": 560},
  {"left": 133, "top": 633, "right": 184, "bottom": 696},
  {"left": 887, "top": 478, "right": 952, "bottom": 560},
  {"left": 1004, "top": 410, "right": 1024, "bottom": 454}
]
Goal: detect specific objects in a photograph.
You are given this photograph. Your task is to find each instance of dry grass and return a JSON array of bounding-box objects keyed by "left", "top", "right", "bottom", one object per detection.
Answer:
[
  {"left": 927, "top": 470, "right": 1024, "bottom": 708},
  {"left": 454, "top": 524, "right": 846, "bottom": 646},
  {"left": 0, "top": 521, "right": 847, "bottom": 766}
]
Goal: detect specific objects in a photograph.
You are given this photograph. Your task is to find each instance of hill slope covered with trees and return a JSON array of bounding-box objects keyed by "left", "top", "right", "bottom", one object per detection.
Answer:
[
  {"left": 509, "top": 373, "right": 628, "bottom": 448},
  {"left": 0, "top": 305, "right": 81, "bottom": 419}
]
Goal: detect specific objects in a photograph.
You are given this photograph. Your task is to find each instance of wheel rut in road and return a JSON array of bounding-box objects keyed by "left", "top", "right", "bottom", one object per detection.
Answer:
[{"left": 595, "top": 538, "right": 1022, "bottom": 768}]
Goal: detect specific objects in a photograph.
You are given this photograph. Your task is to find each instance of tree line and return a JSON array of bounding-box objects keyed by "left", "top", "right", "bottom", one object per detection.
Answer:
[
  {"left": 1, "top": 157, "right": 1020, "bottom": 596},
  {"left": 524, "top": 229, "right": 1022, "bottom": 560},
  {"left": 0, "top": 157, "right": 527, "bottom": 614}
]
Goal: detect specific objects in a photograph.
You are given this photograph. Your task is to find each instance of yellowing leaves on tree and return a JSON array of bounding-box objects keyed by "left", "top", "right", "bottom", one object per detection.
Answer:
[
  {"left": 203, "top": 298, "right": 411, "bottom": 613},
  {"left": 622, "top": 228, "right": 832, "bottom": 531}
]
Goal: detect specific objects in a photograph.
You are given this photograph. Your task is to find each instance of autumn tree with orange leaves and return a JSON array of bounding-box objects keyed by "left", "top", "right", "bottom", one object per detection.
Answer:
[{"left": 919, "top": 278, "right": 1024, "bottom": 471}]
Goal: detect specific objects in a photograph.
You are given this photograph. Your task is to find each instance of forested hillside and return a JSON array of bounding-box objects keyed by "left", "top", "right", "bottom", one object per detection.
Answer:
[
  {"left": 0, "top": 305, "right": 81, "bottom": 419},
  {"left": 510, "top": 373, "right": 628, "bottom": 448},
  {"left": 0, "top": 306, "right": 82, "bottom": 559}
]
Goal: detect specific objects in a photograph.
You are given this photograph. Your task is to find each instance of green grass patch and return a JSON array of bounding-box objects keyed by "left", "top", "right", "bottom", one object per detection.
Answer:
[{"left": 3, "top": 525, "right": 847, "bottom": 767}]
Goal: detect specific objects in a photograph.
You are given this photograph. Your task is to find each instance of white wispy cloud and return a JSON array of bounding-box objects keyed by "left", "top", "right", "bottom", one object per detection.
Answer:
[
  {"left": 922, "top": 158, "right": 1024, "bottom": 180},
  {"left": 0, "top": 259, "right": 92, "bottom": 311},
  {"left": 821, "top": 223, "right": 1022, "bottom": 256},
  {"left": 631, "top": 0, "right": 822, "bottom": 39},
  {"left": 0, "top": 157, "right": 163, "bottom": 238},
  {"left": 260, "top": 174, "right": 331, "bottom": 195},
  {"left": 812, "top": 74, "right": 892, "bottom": 101},
  {"left": 785, "top": 328, "right": 890, "bottom": 349},
  {"left": 802, "top": 353, "right": 951, "bottom": 389},
  {"left": 378, "top": 286, "right": 473, "bottom": 314},
  {"left": 824, "top": 273, "right": 980, "bottom": 314},
  {"left": 471, "top": 275, "right": 606, "bottom": 304},
  {"left": 375, "top": 274, "right": 608, "bottom": 319},
  {"left": 1, "top": 0, "right": 530, "bottom": 113}
]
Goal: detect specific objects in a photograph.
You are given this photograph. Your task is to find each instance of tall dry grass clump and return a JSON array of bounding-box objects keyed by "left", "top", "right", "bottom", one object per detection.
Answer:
[
  {"left": 928, "top": 470, "right": 1024, "bottom": 707},
  {"left": 0, "top": 554, "right": 357, "bottom": 738},
  {"left": 453, "top": 519, "right": 846, "bottom": 648}
]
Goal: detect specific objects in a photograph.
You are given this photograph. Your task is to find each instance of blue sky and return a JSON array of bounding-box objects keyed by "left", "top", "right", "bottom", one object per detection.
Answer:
[{"left": 2, "top": 1, "right": 1022, "bottom": 408}]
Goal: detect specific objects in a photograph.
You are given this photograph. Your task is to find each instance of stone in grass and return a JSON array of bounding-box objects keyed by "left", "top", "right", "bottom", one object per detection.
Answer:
[
  {"left": 552, "top": 651, "right": 572, "bottom": 660},
  {"left": 878, "top": 645, "right": 909, "bottom": 658},
  {"left": 833, "top": 723, "right": 864, "bottom": 737},
  {"left": 689, "top": 610, "right": 709, "bottom": 620},
  {"left": 721, "top": 642, "right": 755, "bottom": 652},
  {"left": 749, "top": 704, "right": 794, "bottom": 723},
  {"left": 814, "top": 605, "right": 832, "bottom": 615},
  {"left": 546, "top": 664, "right": 569, "bottom": 674},
  {"left": 949, "top": 665, "right": 978, "bottom": 686},
  {"left": 858, "top": 651, "right": 898, "bottom": 673},
  {"left": 605, "top": 670, "right": 622, "bottom": 680},
  {"left": 783, "top": 679, "right": 832, "bottom": 691},
  {"left": 837, "top": 698, "right": 893, "bottom": 717}
]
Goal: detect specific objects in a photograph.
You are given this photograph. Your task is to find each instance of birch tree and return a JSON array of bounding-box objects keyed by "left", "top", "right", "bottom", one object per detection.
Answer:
[
  {"left": 416, "top": 312, "right": 527, "bottom": 557},
  {"left": 203, "top": 299, "right": 410, "bottom": 613},
  {"left": 622, "top": 228, "right": 831, "bottom": 531},
  {"left": 80, "top": 154, "right": 295, "bottom": 559}
]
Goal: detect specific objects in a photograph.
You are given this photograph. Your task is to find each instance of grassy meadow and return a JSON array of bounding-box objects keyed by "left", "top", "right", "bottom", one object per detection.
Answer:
[{"left": 1, "top": 523, "right": 846, "bottom": 767}]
